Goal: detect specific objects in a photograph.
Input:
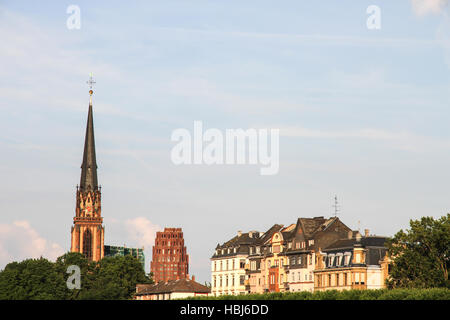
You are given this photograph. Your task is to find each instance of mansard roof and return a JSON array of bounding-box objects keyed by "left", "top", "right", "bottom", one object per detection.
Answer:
[{"left": 323, "top": 236, "right": 388, "bottom": 251}]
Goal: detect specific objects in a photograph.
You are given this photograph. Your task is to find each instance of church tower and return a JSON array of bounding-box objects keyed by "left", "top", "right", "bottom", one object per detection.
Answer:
[{"left": 70, "top": 76, "right": 105, "bottom": 262}]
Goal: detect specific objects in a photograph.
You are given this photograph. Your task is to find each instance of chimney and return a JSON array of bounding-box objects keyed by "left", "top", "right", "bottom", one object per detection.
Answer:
[
  {"left": 238, "top": 231, "right": 242, "bottom": 237},
  {"left": 348, "top": 230, "right": 353, "bottom": 239},
  {"left": 249, "top": 231, "right": 253, "bottom": 238},
  {"left": 364, "top": 229, "right": 369, "bottom": 237},
  {"left": 192, "top": 275, "right": 195, "bottom": 282},
  {"left": 355, "top": 232, "right": 362, "bottom": 242}
]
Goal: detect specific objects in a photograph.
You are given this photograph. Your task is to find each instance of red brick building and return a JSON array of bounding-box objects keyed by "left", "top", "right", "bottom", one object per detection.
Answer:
[{"left": 151, "top": 228, "right": 189, "bottom": 283}]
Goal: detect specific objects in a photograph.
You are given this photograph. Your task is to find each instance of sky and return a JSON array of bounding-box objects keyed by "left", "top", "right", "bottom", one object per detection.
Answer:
[{"left": 0, "top": 0, "right": 449, "bottom": 283}]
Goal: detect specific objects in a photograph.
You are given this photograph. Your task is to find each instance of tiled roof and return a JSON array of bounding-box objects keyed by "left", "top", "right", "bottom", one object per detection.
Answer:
[
  {"left": 297, "top": 217, "right": 331, "bottom": 237},
  {"left": 135, "top": 279, "right": 210, "bottom": 295}
]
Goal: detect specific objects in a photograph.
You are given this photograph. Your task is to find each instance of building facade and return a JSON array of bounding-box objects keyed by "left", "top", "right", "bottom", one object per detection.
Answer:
[
  {"left": 70, "top": 86, "right": 105, "bottom": 262},
  {"left": 151, "top": 228, "right": 189, "bottom": 283},
  {"left": 104, "top": 245, "right": 145, "bottom": 270},
  {"left": 211, "top": 225, "right": 283, "bottom": 296},
  {"left": 211, "top": 217, "right": 356, "bottom": 295},
  {"left": 283, "top": 217, "right": 352, "bottom": 292},
  {"left": 135, "top": 277, "right": 210, "bottom": 300},
  {"left": 314, "top": 230, "right": 389, "bottom": 291}
]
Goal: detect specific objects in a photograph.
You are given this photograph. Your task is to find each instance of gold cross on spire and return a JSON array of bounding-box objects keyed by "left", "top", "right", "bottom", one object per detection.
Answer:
[{"left": 87, "top": 72, "right": 96, "bottom": 95}]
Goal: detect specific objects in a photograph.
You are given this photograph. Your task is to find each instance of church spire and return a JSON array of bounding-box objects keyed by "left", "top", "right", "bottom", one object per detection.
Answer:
[{"left": 79, "top": 74, "right": 98, "bottom": 192}]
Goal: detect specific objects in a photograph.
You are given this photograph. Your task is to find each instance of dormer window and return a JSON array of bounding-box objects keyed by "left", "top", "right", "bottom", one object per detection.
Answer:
[
  {"left": 344, "top": 252, "right": 351, "bottom": 266},
  {"left": 328, "top": 254, "right": 335, "bottom": 267}
]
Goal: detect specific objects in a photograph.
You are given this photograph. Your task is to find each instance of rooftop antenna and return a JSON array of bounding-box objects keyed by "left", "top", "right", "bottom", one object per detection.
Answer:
[{"left": 332, "top": 195, "right": 340, "bottom": 217}]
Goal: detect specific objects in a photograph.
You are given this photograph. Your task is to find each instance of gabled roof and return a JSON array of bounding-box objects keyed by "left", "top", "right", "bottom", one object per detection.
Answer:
[
  {"left": 136, "top": 279, "right": 210, "bottom": 295},
  {"left": 259, "top": 224, "right": 284, "bottom": 244}
]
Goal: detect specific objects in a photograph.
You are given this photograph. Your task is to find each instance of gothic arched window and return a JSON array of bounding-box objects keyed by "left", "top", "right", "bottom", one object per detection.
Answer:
[{"left": 83, "top": 229, "right": 93, "bottom": 260}]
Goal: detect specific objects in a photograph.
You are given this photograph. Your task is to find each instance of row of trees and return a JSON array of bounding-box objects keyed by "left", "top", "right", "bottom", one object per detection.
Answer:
[{"left": 0, "top": 252, "right": 153, "bottom": 300}]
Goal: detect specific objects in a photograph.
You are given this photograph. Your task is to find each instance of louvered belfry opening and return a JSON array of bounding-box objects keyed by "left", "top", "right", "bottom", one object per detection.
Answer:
[{"left": 83, "top": 228, "right": 93, "bottom": 260}]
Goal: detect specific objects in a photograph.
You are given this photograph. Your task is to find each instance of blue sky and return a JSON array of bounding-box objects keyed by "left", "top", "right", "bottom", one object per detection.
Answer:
[{"left": 0, "top": 0, "right": 449, "bottom": 283}]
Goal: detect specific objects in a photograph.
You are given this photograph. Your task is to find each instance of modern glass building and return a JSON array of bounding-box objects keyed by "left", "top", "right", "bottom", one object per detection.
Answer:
[{"left": 104, "top": 245, "right": 145, "bottom": 270}]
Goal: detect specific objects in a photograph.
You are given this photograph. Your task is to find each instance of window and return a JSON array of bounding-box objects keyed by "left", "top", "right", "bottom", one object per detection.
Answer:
[
  {"left": 240, "top": 275, "right": 245, "bottom": 285},
  {"left": 328, "top": 254, "right": 335, "bottom": 267},
  {"left": 232, "top": 260, "right": 235, "bottom": 270},
  {"left": 308, "top": 255, "right": 312, "bottom": 265},
  {"left": 298, "top": 256, "right": 302, "bottom": 265},
  {"left": 240, "top": 259, "right": 245, "bottom": 269},
  {"left": 296, "top": 242, "right": 300, "bottom": 249},
  {"left": 273, "top": 245, "right": 280, "bottom": 253},
  {"left": 344, "top": 253, "right": 351, "bottom": 266},
  {"left": 290, "top": 257, "right": 295, "bottom": 265},
  {"left": 82, "top": 229, "right": 92, "bottom": 260}
]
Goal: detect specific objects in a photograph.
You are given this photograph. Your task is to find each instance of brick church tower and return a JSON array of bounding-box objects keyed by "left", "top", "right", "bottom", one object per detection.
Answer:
[
  {"left": 70, "top": 78, "right": 105, "bottom": 262},
  {"left": 151, "top": 228, "right": 189, "bottom": 283}
]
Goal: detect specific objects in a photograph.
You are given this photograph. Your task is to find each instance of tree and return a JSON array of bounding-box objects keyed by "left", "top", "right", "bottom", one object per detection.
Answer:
[
  {"left": 79, "top": 255, "right": 152, "bottom": 300},
  {"left": 386, "top": 214, "right": 450, "bottom": 288},
  {"left": 0, "top": 252, "right": 153, "bottom": 300},
  {"left": 0, "top": 257, "right": 67, "bottom": 300},
  {"left": 54, "top": 252, "right": 95, "bottom": 299}
]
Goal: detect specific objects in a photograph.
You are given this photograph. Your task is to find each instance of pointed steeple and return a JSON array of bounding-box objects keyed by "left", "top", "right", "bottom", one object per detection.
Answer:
[{"left": 79, "top": 80, "right": 98, "bottom": 192}]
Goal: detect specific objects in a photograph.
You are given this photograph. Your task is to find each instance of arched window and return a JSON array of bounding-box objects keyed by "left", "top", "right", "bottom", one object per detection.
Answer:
[{"left": 83, "top": 229, "right": 92, "bottom": 260}]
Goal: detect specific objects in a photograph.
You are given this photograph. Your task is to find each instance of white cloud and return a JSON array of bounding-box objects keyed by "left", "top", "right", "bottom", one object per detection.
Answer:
[
  {"left": 0, "top": 220, "right": 64, "bottom": 269},
  {"left": 124, "top": 217, "right": 162, "bottom": 250},
  {"left": 411, "top": 0, "right": 449, "bottom": 16}
]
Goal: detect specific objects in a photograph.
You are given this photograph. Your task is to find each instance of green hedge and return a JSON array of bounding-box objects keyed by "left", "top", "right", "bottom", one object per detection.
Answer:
[{"left": 184, "top": 288, "right": 450, "bottom": 300}]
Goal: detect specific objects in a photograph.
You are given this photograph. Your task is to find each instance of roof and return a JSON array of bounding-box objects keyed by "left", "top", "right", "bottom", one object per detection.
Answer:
[
  {"left": 297, "top": 217, "right": 332, "bottom": 237},
  {"left": 323, "top": 236, "right": 388, "bottom": 251},
  {"left": 79, "top": 98, "right": 98, "bottom": 192},
  {"left": 135, "top": 279, "right": 210, "bottom": 295}
]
